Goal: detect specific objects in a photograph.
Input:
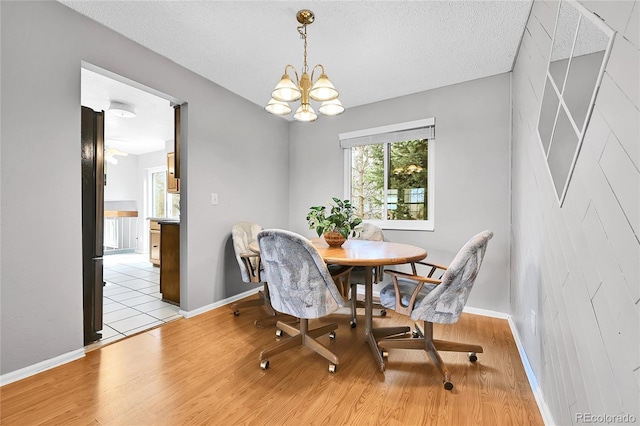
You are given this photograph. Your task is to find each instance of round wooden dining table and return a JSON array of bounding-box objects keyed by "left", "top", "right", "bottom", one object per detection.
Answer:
[
  {"left": 250, "top": 236, "right": 427, "bottom": 371},
  {"left": 310, "top": 238, "right": 427, "bottom": 372}
]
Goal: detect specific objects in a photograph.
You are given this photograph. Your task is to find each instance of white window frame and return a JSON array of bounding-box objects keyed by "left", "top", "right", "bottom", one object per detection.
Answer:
[
  {"left": 341, "top": 118, "right": 435, "bottom": 231},
  {"left": 147, "top": 166, "right": 180, "bottom": 219}
]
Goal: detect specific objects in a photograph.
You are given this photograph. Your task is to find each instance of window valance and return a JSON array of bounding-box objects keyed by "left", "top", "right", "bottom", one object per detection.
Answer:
[{"left": 339, "top": 118, "right": 435, "bottom": 149}]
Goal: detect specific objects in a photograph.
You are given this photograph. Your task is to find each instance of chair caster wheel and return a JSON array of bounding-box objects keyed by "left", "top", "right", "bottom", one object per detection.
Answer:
[
  {"left": 468, "top": 352, "right": 478, "bottom": 363},
  {"left": 380, "top": 309, "right": 387, "bottom": 317},
  {"left": 444, "top": 380, "right": 454, "bottom": 390},
  {"left": 233, "top": 310, "right": 240, "bottom": 316},
  {"left": 381, "top": 350, "right": 389, "bottom": 358},
  {"left": 329, "top": 331, "right": 336, "bottom": 339},
  {"left": 275, "top": 329, "right": 283, "bottom": 338},
  {"left": 329, "top": 364, "right": 337, "bottom": 373},
  {"left": 350, "top": 321, "right": 357, "bottom": 329},
  {"left": 260, "top": 360, "right": 270, "bottom": 370}
]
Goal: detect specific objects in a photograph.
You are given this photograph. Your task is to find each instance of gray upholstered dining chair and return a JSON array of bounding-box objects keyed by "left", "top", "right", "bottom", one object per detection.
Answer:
[
  {"left": 347, "top": 222, "right": 386, "bottom": 328},
  {"left": 256, "top": 229, "right": 351, "bottom": 373},
  {"left": 231, "top": 222, "right": 288, "bottom": 327},
  {"left": 377, "top": 230, "right": 493, "bottom": 390}
]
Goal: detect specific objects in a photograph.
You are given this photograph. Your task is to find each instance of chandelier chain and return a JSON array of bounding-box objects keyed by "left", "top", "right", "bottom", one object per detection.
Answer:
[{"left": 298, "top": 24, "right": 308, "bottom": 74}]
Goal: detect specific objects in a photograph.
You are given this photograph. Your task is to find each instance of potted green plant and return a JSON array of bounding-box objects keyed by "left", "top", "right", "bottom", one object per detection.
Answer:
[{"left": 306, "top": 197, "right": 362, "bottom": 247}]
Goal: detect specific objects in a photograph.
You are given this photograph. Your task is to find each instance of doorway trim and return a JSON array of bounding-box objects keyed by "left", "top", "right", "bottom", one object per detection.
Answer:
[{"left": 81, "top": 61, "right": 188, "bottom": 320}]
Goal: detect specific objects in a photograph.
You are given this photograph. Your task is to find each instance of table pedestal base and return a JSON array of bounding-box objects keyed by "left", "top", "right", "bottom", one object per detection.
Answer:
[
  {"left": 313, "top": 238, "right": 427, "bottom": 373},
  {"left": 365, "top": 326, "right": 412, "bottom": 372},
  {"left": 363, "top": 268, "right": 412, "bottom": 372},
  {"left": 373, "top": 326, "right": 411, "bottom": 339}
]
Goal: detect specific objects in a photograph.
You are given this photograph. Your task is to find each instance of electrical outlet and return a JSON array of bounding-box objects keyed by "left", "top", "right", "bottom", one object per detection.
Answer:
[
  {"left": 530, "top": 309, "right": 537, "bottom": 335},
  {"left": 211, "top": 193, "right": 219, "bottom": 205}
]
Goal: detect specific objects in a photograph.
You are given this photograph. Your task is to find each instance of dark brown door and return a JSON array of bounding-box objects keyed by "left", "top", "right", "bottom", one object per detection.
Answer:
[{"left": 81, "top": 106, "right": 104, "bottom": 345}]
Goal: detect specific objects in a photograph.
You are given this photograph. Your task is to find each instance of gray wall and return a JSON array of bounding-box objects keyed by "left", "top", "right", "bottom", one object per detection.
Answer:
[
  {"left": 104, "top": 153, "right": 138, "bottom": 202},
  {"left": 103, "top": 153, "right": 139, "bottom": 252},
  {"left": 511, "top": 1, "right": 639, "bottom": 424},
  {"left": 288, "top": 73, "right": 512, "bottom": 313},
  {"left": 0, "top": 1, "right": 289, "bottom": 375}
]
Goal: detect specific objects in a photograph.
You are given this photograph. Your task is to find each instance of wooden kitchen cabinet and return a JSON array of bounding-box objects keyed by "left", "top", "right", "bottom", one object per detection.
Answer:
[
  {"left": 167, "top": 152, "right": 180, "bottom": 194},
  {"left": 160, "top": 221, "right": 180, "bottom": 305},
  {"left": 149, "top": 220, "right": 160, "bottom": 266}
]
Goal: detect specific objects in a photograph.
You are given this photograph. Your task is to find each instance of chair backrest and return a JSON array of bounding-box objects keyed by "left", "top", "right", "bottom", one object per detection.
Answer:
[
  {"left": 351, "top": 222, "right": 385, "bottom": 283},
  {"left": 232, "top": 222, "right": 263, "bottom": 283},
  {"left": 257, "top": 229, "right": 345, "bottom": 319},
  {"left": 353, "top": 223, "right": 384, "bottom": 242},
  {"left": 411, "top": 230, "right": 493, "bottom": 324}
]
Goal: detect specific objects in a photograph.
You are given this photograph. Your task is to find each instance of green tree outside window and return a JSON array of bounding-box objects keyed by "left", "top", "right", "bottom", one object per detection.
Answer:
[{"left": 350, "top": 139, "right": 428, "bottom": 221}]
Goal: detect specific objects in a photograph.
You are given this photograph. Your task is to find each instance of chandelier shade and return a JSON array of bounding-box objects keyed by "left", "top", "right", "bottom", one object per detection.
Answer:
[
  {"left": 293, "top": 104, "right": 318, "bottom": 122},
  {"left": 265, "top": 98, "right": 292, "bottom": 115},
  {"left": 309, "top": 73, "right": 338, "bottom": 102},
  {"left": 319, "top": 98, "right": 345, "bottom": 116},
  {"left": 265, "top": 10, "right": 344, "bottom": 122},
  {"left": 272, "top": 73, "right": 301, "bottom": 102}
]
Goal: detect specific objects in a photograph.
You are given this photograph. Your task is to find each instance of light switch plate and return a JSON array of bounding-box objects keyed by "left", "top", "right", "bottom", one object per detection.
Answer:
[{"left": 211, "top": 193, "right": 219, "bottom": 205}]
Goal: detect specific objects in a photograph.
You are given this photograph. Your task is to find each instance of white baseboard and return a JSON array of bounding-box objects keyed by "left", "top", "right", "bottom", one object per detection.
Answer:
[
  {"left": 507, "top": 316, "right": 555, "bottom": 426},
  {"left": 0, "top": 348, "right": 85, "bottom": 387},
  {"left": 463, "top": 305, "right": 510, "bottom": 319},
  {"left": 1, "top": 287, "right": 554, "bottom": 426},
  {"left": 179, "top": 287, "right": 260, "bottom": 318},
  {"left": 0, "top": 289, "right": 262, "bottom": 385},
  {"left": 367, "top": 289, "right": 551, "bottom": 424},
  {"left": 463, "top": 307, "right": 553, "bottom": 425},
  {"left": 362, "top": 288, "right": 510, "bottom": 320}
]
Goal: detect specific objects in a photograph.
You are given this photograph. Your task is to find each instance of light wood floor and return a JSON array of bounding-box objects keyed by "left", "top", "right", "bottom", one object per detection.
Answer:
[{"left": 1, "top": 297, "right": 543, "bottom": 425}]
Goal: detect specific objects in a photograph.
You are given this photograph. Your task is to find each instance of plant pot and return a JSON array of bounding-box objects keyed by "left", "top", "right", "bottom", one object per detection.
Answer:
[{"left": 323, "top": 231, "right": 346, "bottom": 247}]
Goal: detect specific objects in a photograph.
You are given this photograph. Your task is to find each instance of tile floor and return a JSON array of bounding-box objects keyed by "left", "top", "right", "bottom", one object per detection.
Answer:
[{"left": 96, "top": 252, "right": 182, "bottom": 347}]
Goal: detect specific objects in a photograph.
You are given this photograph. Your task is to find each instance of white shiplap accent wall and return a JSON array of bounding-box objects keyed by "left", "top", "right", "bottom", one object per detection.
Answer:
[{"left": 511, "top": 1, "right": 639, "bottom": 425}]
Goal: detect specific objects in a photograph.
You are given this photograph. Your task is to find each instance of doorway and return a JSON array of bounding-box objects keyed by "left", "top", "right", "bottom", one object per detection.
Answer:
[{"left": 81, "top": 65, "right": 183, "bottom": 346}]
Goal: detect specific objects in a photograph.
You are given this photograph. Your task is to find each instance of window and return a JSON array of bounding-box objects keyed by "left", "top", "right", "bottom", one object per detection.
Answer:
[
  {"left": 148, "top": 166, "right": 180, "bottom": 219},
  {"left": 341, "top": 118, "right": 435, "bottom": 231}
]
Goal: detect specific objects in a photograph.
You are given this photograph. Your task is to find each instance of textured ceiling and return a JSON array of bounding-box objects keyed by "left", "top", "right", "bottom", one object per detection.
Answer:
[
  {"left": 62, "top": 0, "right": 533, "bottom": 112},
  {"left": 81, "top": 68, "right": 174, "bottom": 155}
]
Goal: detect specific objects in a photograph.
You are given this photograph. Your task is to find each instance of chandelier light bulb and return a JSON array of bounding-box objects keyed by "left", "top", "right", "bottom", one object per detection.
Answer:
[{"left": 294, "top": 104, "right": 318, "bottom": 122}]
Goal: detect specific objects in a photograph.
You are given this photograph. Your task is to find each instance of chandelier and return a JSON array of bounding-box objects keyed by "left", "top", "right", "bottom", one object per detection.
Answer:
[{"left": 265, "top": 9, "right": 344, "bottom": 122}]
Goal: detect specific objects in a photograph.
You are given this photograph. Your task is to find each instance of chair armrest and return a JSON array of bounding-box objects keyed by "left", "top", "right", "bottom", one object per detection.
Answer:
[
  {"left": 409, "top": 261, "right": 448, "bottom": 278},
  {"left": 383, "top": 269, "right": 442, "bottom": 285},
  {"left": 240, "top": 253, "right": 262, "bottom": 283},
  {"left": 382, "top": 269, "right": 442, "bottom": 316},
  {"left": 329, "top": 265, "right": 354, "bottom": 299},
  {"left": 414, "top": 260, "right": 448, "bottom": 271},
  {"left": 329, "top": 265, "right": 355, "bottom": 279}
]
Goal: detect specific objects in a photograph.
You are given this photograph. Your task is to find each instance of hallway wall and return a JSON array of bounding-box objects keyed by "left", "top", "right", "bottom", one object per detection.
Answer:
[
  {"left": 510, "top": 1, "right": 639, "bottom": 423},
  {"left": 0, "top": 1, "right": 289, "bottom": 376}
]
